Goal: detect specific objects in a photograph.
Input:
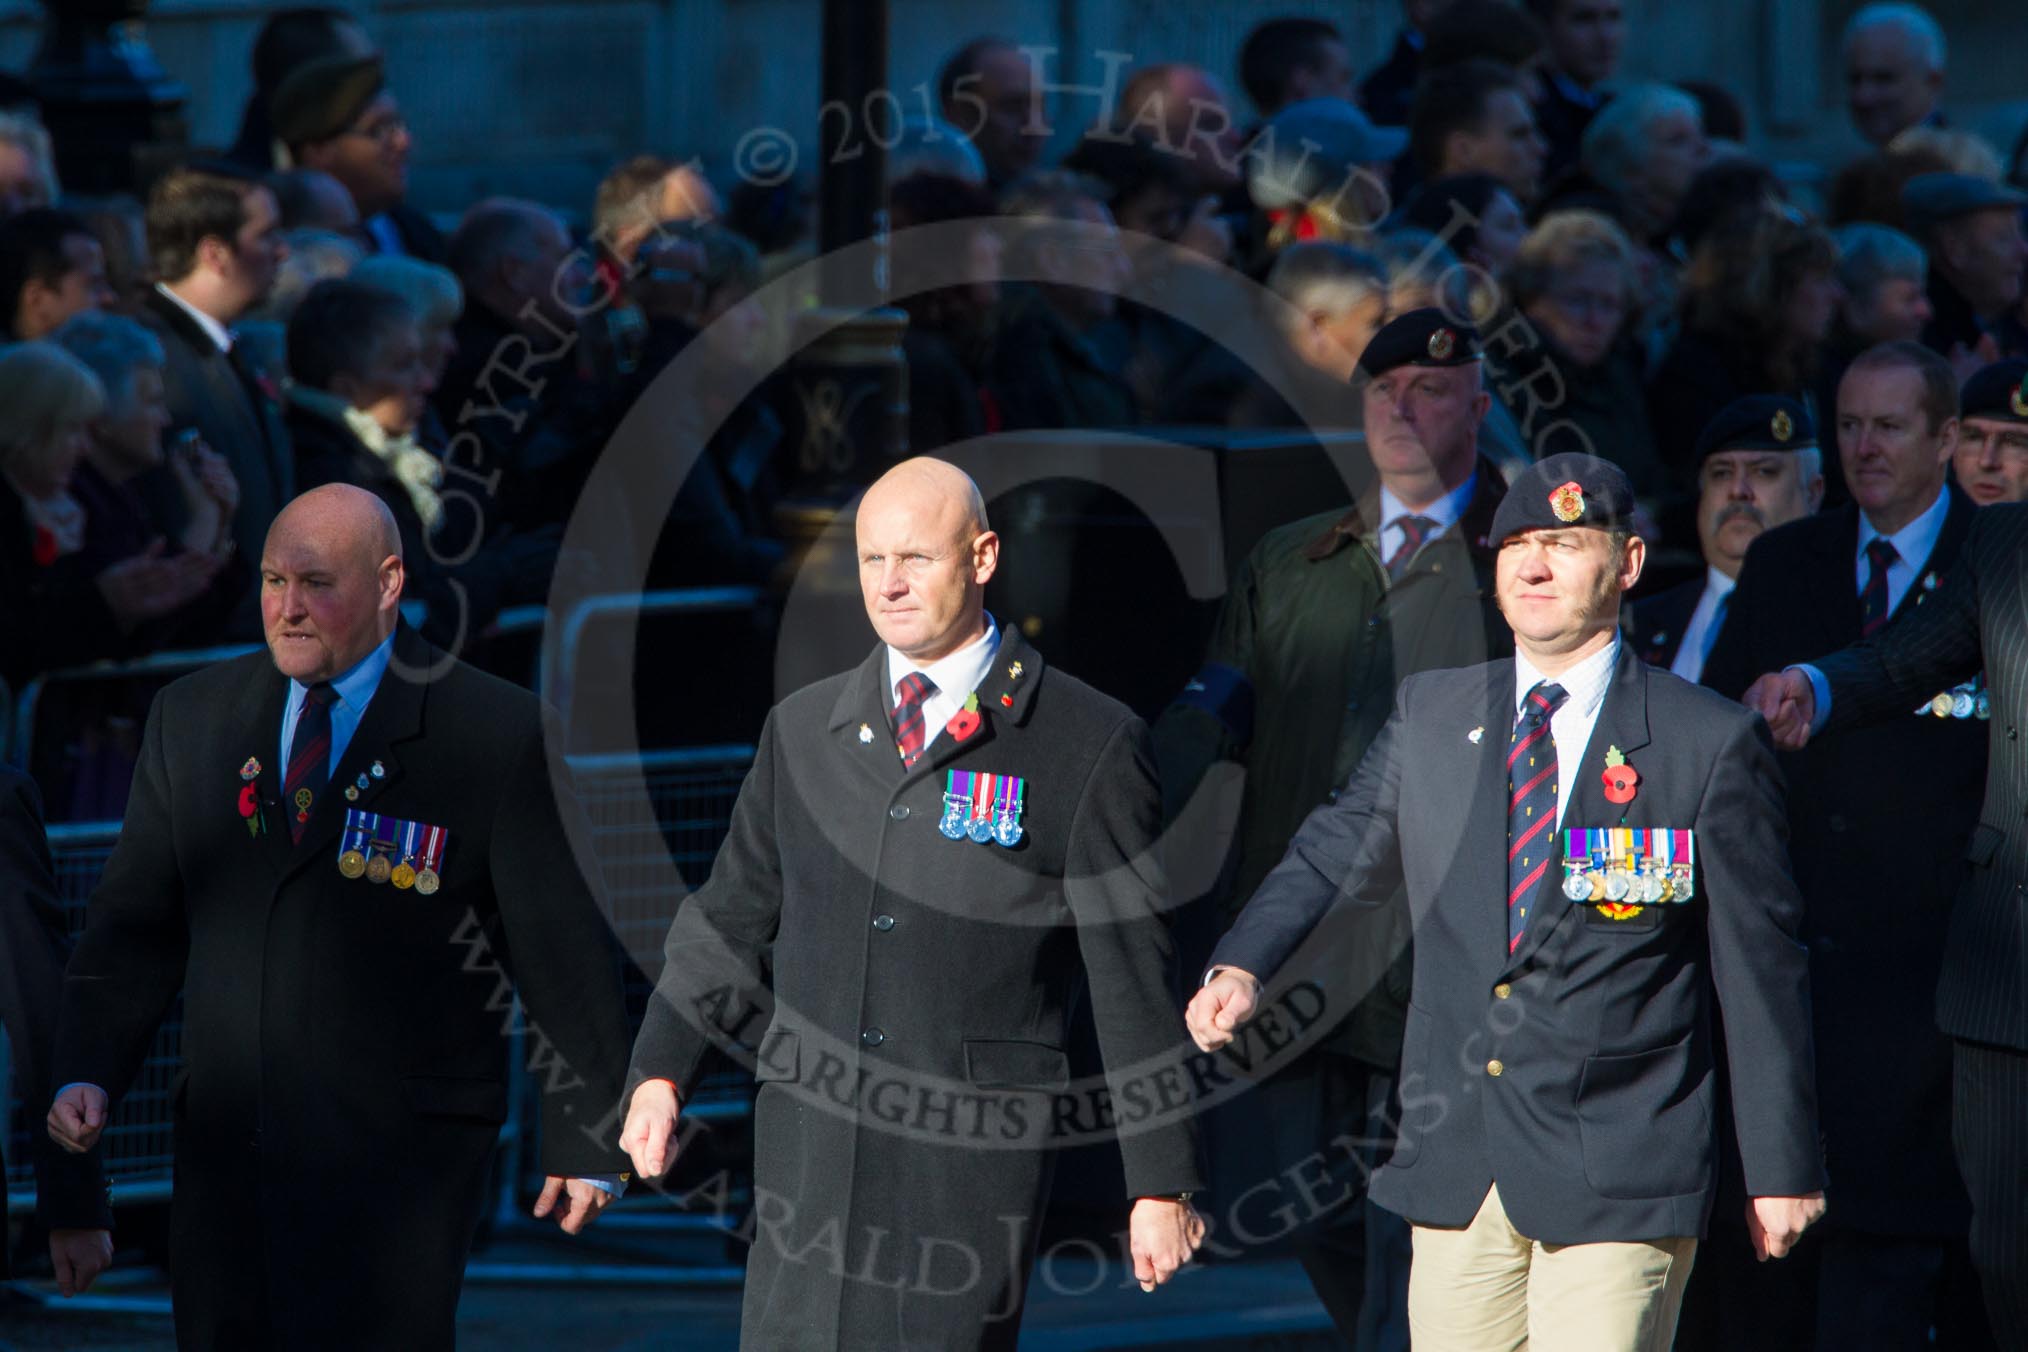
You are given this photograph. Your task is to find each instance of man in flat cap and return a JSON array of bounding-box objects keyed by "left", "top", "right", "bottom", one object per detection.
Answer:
[
  {"left": 1953, "top": 358, "right": 2028, "bottom": 505},
  {"left": 1902, "top": 172, "right": 2027, "bottom": 364},
  {"left": 1701, "top": 338, "right": 1990, "bottom": 1347},
  {"left": 272, "top": 53, "right": 443, "bottom": 261},
  {"left": 1190, "top": 452, "right": 1826, "bottom": 1351},
  {"left": 1631, "top": 395, "right": 1824, "bottom": 682},
  {"left": 1156, "top": 306, "right": 1509, "bottom": 1348}
]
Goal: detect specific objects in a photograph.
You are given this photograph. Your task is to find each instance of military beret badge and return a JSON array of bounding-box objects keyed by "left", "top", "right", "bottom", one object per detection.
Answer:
[{"left": 1549, "top": 481, "right": 1585, "bottom": 523}]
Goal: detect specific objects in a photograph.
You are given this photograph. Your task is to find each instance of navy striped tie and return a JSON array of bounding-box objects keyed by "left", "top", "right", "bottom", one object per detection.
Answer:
[
  {"left": 284, "top": 683, "right": 337, "bottom": 844},
  {"left": 892, "top": 672, "right": 936, "bottom": 767},
  {"left": 1507, "top": 681, "right": 1568, "bottom": 954}
]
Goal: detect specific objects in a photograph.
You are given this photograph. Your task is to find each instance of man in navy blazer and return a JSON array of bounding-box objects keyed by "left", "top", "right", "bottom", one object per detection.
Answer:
[{"left": 1189, "top": 454, "right": 1826, "bottom": 1351}]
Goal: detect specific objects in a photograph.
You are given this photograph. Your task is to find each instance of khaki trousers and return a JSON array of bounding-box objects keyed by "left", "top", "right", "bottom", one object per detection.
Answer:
[{"left": 1407, "top": 1184, "right": 1696, "bottom": 1352}]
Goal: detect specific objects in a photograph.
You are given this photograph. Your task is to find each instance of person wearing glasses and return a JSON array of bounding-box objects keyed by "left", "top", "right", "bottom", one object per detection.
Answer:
[{"left": 270, "top": 53, "right": 443, "bottom": 263}]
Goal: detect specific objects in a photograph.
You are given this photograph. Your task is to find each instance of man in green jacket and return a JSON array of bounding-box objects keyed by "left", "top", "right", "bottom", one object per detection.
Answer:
[{"left": 1155, "top": 308, "right": 1512, "bottom": 1352}]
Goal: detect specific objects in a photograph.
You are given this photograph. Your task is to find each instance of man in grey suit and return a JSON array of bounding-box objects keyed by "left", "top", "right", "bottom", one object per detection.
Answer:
[
  {"left": 1751, "top": 479, "right": 2028, "bottom": 1343},
  {"left": 1193, "top": 454, "right": 1827, "bottom": 1352},
  {"left": 622, "top": 457, "right": 1204, "bottom": 1350}
]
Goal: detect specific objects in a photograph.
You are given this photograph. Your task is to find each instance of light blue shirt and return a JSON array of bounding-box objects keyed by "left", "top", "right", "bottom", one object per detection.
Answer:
[
  {"left": 1799, "top": 486, "right": 1955, "bottom": 730},
  {"left": 279, "top": 631, "right": 397, "bottom": 777},
  {"left": 1378, "top": 472, "right": 1478, "bottom": 567}
]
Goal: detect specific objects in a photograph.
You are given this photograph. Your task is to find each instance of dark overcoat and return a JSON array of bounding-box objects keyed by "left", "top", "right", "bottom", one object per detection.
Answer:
[
  {"left": 54, "top": 625, "right": 632, "bottom": 1349},
  {"left": 1703, "top": 492, "right": 1984, "bottom": 1234},
  {"left": 1213, "top": 645, "right": 1825, "bottom": 1244},
  {"left": 630, "top": 626, "right": 1203, "bottom": 1351}
]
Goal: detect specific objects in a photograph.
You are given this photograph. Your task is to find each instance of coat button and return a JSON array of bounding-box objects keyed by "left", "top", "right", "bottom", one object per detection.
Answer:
[
  {"left": 861, "top": 1027, "right": 886, "bottom": 1047},
  {"left": 889, "top": 805, "right": 910, "bottom": 821},
  {"left": 1493, "top": 983, "right": 1511, "bottom": 1000},
  {"left": 872, "top": 914, "right": 895, "bottom": 931},
  {"left": 1486, "top": 1059, "right": 1505, "bottom": 1077}
]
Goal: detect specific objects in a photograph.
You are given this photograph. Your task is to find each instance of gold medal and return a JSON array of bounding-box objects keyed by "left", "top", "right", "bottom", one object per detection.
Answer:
[
  {"left": 414, "top": 868, "right": 440, "bottom": 895},
  {"left": 1930, "top": 693, "right": 1955, "bottom": 718},
  {"left": 391, "top": 861, "right": 417, "bottom": 890},
  {"left": 338, "top": 849, "right": 367, "bottom": 879},
  {"left": 365, "top": 852, "right": 393, "bottom": 884}
]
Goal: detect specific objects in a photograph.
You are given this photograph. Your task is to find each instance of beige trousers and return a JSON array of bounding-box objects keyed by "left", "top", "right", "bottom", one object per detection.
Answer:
[{"left": 1406, "top": 1184, "right": 1697, "bottom": 1352}]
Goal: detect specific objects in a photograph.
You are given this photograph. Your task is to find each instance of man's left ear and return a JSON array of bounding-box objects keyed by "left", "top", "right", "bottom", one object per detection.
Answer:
[
  {"left": 1620, "top": 532, "right": 1647, "bottom": 590},
  {"left": 379, "top": 554, "right": 406, "bottom": 607},
  {"left": 1936, "top": 416, "right": 1960, "bottom": 461},
  {"left": 972, "top": 530, "right": 1001, "bottom": 586}
]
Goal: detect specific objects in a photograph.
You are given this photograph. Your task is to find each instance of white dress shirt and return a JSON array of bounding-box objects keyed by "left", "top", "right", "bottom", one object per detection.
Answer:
[
  {"left": 1669, "top": 568, "right": 1737, "bottom": 685},
  {"left": 1513, "top": 630, "right": 1621, "bottom": 832},
  {"left": 1377, "top": 472, "right": 1478, "bottom": 567},
  {"left": 153, "top": 282, "right": 233, "bottom": 353},
  {"left": 1801, "top": 486, "right": 1956, "bottom": 728},
  {"left": 884, "top": 614, "right": 1002, "bottom": 754},
  {"left": 1854, "top": 484, "right": 1952, "bottom": 616}
]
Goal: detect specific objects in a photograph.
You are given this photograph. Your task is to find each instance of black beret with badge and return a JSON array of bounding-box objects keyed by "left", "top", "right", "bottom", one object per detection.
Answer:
[
  {"left": 1489, "top": 452, "right": 1637, "bottom": 544},
  {"left": 1356, "top": 307, "right": 1481, "bottom": 379},
  {"left": 1960, "top": 358, "right": 2028, "bottom": 425},
  {"left": 271, "top": 53, "right": 386, "bottom": 149},
  {"left": 1691, "top": 393, "right": 1815, "bottom": 463}
]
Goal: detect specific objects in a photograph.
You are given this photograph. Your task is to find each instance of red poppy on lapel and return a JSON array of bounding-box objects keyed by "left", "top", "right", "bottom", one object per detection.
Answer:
[{"left": 1601, "top": 745, "right": 1639, "bottom": 805}]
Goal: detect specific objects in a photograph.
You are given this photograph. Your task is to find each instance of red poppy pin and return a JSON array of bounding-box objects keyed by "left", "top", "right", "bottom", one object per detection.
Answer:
[
  {"left": 238, "top": 782, "right": 266, "bottom": 837},
  {"left": 946, "top": 692, "right": 983, "bottom": 743},
  {"left": 1601, "top": 745, "right": 1639, "bottom": 805}
]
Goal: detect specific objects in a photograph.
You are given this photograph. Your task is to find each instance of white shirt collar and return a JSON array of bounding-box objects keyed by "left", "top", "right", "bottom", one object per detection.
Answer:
[
  {"left": 154, "top": 282, "right": 233, "bottom": 353},
  {"left": 1379, "top": 472, "right": 1477, "bottom": 539},
  {"left": 1514, "top": 629, "right": 1620, "bottom": 721},
  {"left": 884, "top": 614, "right": 1001, "bottom": 707},
  {"left": 1856, "top": 483, "right": 1951, "bottom": 573}
]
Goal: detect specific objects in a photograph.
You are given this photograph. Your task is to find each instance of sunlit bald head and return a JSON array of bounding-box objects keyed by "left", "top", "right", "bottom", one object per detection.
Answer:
[
  {"left": 260, "top": 484, "right": 406, "bottom": 683},
  {"left": 856, "top": 458, "right": 999, "bottom": 664}
]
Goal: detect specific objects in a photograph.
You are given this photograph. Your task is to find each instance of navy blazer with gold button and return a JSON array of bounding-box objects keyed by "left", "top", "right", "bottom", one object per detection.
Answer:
[{"left": 1212, "top": 642, "right": 1824, "bottom": 1244}]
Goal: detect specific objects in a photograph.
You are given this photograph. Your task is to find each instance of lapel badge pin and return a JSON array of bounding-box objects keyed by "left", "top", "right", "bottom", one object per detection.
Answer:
[
  {"left": 1922, "top": 571, "right": 1938, "bottom": 592},
  {"left": 370, "top": 761, "right": 386, "bottom": 779},
  {"left": 859, "top": 723, "right": 874, "bottom": 744},
  {"left": 239, "top": 756, "right": 261, "bottom": 781},
  {"left": 1468, "top": 726, "right": 1484, "bottom": 744},
  {"left": 344, "top": 786, "right": 359, "bottom": 801},
  {"left": 1008, "top": 661, "right": 1024, "bottom": 680},
  {"left": 356, "top": 773, "right": 369, "bottom": 790}
]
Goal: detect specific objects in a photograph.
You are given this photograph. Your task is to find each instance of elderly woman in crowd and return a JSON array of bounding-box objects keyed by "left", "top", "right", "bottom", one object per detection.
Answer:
[
  {"left": 52, "top": 312, "right": 245, "bottom": 614},
  {"left": 1486, "top": 210, "right": 1665, "bottom": 501},
  {"left": 1650, "top": 206, "right": 1841, "bottom": 514},
  {"left": 285, "top": 278, "right": 552, "bottom": 642},
  {"left": 0, "top": 342, "right": 226, "bottom": 685},
  {"left": 353, "top": 253, "right": 464, "bottom": 448}
]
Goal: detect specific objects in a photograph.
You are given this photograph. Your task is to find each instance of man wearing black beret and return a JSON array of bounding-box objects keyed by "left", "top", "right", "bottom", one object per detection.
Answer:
[
  {"left": 272, "top": 54, "right": 444, "bottom": 262},
  {"left": 1192, "top": 452, "right": 1825, "bottom": 1349},
  {"left": 1155, "top": 306, "right": 1511, "bottom": 1346},
  {"left": 1953, "top": 358, "right": 2028, "bottom": 506},
  {"left": 1631, "top": 394, "right": 1824, "bottom": 681}
]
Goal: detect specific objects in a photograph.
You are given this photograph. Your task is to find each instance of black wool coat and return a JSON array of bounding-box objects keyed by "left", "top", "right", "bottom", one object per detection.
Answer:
[
  {"left": 1703, "top": 492, "right": 1984, "bottom": 1235},
  {"left": 54, "top": 625, "right": 632, "bottom": 1349},
  {"left": 630, "top": 626, "right": 1203, "bottom": 1351}
]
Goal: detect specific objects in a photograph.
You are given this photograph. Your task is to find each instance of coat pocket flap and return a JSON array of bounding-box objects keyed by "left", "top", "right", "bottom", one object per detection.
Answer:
[
  {"left": 962, "top": 1038, "right": 1070, "bottom": 1090},
  {"left": 1966, "top": 823, "right": 2004, "bottom": 867},
  {"left": 401, "top": 1074, "right": 509, "bottom": 1123}
]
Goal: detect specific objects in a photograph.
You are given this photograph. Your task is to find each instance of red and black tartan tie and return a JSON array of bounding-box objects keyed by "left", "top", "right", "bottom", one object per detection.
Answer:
[
  {"left": 1508, "top": 680, "right": 1568, "bottom": 954},
  {"left": 283, "top": 683, "right": 337, "bottom": 844},
  {"left": 892, "top": 672, "right": 937, "bottom": 768},
  {"left": 1385, "top": 514, "right": 1437, "bottom": 582}
]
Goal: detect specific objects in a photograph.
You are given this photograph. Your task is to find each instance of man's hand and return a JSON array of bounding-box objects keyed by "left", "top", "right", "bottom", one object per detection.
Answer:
[
  {"left": 47, "top": 1084, "right": 109, "bottom": 1154},
  {"left": 1742, "top": 669, "right": 1816, "bottom": 750},
  {"left": 619, "top": 1078, "right": 682, "bottom": 1179},
  {"left": 1129, "top": 1196, "right": 1206, "bottom": 1292},
  {"left": 1746, "top": 1192, "right": 1826, "bottom": 1261},
  {"left": 49, "top": 1229, "right": 112, "bottom": 1296},
  {"left": 1184, "top": 969, "right": 1259, "bottom": 1052},
  {"left": 532, "top": 1177, "right": 615, "bottom": 1235}
]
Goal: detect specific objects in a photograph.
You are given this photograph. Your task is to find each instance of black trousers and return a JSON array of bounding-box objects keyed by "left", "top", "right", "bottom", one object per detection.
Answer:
[{"left": 1955, "top": 1038, "right": 2028, "bottom": 1348}]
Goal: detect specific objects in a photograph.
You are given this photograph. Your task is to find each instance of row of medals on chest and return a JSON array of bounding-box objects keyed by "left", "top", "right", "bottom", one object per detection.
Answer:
[
  {"left": 338, "top": 842, "right": 440, "bottom": 893},
  {"left": 1562, "top": 852, "right": 1693, "bottom": 905}
]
